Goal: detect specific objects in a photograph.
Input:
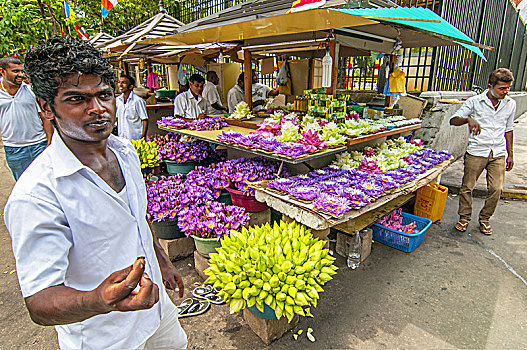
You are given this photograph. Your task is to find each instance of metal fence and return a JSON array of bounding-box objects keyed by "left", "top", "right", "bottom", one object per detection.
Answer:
[
  {"left": 167, "top": 0, "right": 246, "bottom": 25},
  {"left": 171, "top": 0, "right": 527, "bottom": 91}
]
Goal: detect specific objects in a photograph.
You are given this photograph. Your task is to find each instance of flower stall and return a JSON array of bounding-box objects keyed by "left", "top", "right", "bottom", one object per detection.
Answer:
[{"left": 133, "top": 4, "right": 489, "bottom": 344}]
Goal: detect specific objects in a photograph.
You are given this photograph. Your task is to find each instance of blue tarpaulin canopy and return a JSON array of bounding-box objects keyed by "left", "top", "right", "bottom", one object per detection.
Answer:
[{"left": 335, "top": 7, "right": 486, "bottom": 61}]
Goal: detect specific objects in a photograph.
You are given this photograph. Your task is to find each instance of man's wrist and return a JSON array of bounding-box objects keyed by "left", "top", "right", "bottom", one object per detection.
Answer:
[{"left": 82, "top": 288, "right": 112, "bottom": 315}]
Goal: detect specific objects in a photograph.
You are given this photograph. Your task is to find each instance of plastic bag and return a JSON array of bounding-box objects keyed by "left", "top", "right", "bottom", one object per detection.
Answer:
[
  {"left": 177, "top": 64, "right": 187, "bottom": 86},
  {"left": 276, "top": 58, "right": 288, "bottom": 86},
  {"left": 389, "top": 68, "right": 406, "bottom": 93}
]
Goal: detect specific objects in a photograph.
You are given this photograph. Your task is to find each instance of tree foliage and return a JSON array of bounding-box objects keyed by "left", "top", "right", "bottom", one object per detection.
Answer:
[{"left": 0, "top": 0, "right": 180, "bottom": 57}]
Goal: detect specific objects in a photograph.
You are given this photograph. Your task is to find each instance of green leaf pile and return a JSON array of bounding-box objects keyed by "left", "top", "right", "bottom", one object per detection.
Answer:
[
  {"left": 204, "top": 220, "right": 338, "bottom": 322},
  {"left": 130, "top": 139, "right": 161, "bottom": 168}
]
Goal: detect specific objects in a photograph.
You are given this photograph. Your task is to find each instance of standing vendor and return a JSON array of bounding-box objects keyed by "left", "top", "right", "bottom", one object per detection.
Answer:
[
  {"left": 252, "top": 71, "right": 279, "bottom": 110},
  {"left": 203, "top": 71, "right": 227, "bottom": 115},
  {"left": 116, "top": 74, "right": 148, "bottom": 140},
  {"left": 227, "top": 73, "right": 245, "bottom": 113},
  {"left": 173, "top": 74, "right": 211, "bottom": 119},
  {"left": 450, "top": 68, "right": 515, "bottom": 235}
]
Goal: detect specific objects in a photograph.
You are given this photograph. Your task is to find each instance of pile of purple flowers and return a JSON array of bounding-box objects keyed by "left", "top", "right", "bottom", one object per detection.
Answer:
[
  {"left": 157, "top": 116, "right": 228, "bottom": 131},
  {"left": 178, "top": 201, "right": 249, "bottom": 240},
  {"left": 186, "top": 156, "right": 288, "bottom": 196},
  {"left": 157, "top": 117, "right": 188, "bottom": 129},
  {"left": 267, "top": 147, "right": 451, "bottom": 217},
  {"left": 158, "top": 140, "right": 213, "bottom": 164},
  {"left": 217, "top": 131, "right": 311, "bottom": 159},
  {"left": 188, "top": 117, "right": 228, "bottom": 131},
  {"left": 146, "top": 175, "right": 185, "bottom": 222},
  {"left": 147, "top": 132, "right": 182, "bottom": 147}
]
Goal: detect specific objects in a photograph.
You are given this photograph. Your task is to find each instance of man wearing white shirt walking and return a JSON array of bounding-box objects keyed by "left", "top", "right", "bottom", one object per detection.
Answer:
[
  {"left": 173, "top": 74, "right": 210, "bottom": 119},
  {"left": 0, "top": 57, "right": 52, "bottom": 180},
  {"left": 450, "top": 68, "right": 515, "bottom": 235},
  {"left": 116, "top": 74, "right": 148, "bottom": 140},
  {"left": 4, "top": 37, "right": 187, "bottom": 349},
  {"left": 202, "top": 71, "right": 227, "bottom": 115}
]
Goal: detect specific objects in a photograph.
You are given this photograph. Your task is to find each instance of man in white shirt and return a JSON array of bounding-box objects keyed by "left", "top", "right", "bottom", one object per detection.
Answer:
[
  {"left": 4, "top": 37, "right": 187, "bottom": 349},
  {"left": 116, "top": 74, "right": 148, "bottom": 140},
  {"left": 173, "top": 74, "right": 210, "bottom": 119},
  {"left": 227, "top": 73, "right": 245, "bottom": 113},
  {"left": 202, "top": 71, "right": 227, "bottom": 115},
  {"left": 0, "top": 57, "right": 53, "bottom": 180},
  {"left": 251, "top": 70, "right": 279, "bottom": 110},
  {"left": 450, "top": 68, "right": 515, "bottom": 235}
]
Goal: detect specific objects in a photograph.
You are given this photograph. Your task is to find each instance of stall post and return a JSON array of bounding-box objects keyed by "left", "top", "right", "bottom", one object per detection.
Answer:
[{"left": 244, "top": 50, "right": 253, "bottom": 108}]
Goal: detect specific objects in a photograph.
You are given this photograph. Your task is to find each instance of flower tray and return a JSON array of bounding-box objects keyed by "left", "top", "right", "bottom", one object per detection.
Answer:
[
  {"left": 247, "top": 304, "right": 277, "bottom": 319},
  {"left": 151, "top": 218, "right": 185, "bottom": 240},
  {"left": 191, "top": 235, "right": 222, "bottom": 258},
  {"left": 215, "top": 190, "right": 233, "bottom": 205},
  {"left": 165, "top": 160, "right": 197, "bottom": 176},
  {"left": 371, "top": 212, "right": 432, "bottom": 253},
  {"left": 226, "top": 187, "right": 269, "bottom": 213}
]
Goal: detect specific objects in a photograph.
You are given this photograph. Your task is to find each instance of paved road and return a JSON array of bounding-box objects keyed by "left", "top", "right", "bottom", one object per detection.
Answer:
[{"left": 0, "top": 143, "right": 526, "bottom": 349}]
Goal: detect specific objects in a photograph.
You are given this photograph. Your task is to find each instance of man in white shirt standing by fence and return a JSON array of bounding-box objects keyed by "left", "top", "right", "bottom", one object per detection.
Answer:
[
  {"left": 450, "top": 68, "right": 515, "bottom": 235},
  {"left": 116, "top": 74, "right": 148, "bottom": 140},
  {"left": 0, "top": 57, "right": 52, "bottom": 180}
]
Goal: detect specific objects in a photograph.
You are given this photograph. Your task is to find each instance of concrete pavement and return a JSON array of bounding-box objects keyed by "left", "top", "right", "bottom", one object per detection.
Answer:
[{"left": 0, "top": 143, "right": 526, "bottom": 349}]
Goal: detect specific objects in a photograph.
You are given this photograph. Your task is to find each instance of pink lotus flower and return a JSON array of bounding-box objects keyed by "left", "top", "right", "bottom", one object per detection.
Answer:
[
  {"left": 255, "top": 120, "right": 281, "bottom": 137},
  {"left": 298, "top": 129, "right": 327, "bottom": 153}
]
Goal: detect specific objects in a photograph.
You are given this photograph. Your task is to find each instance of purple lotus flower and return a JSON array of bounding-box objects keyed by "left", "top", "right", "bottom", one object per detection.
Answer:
[
  {"left": 313, "top": 194, "right": 352, "bottom": 218},
  {"left": 288, "top": 186, "right": 320, "bottom": 201}
]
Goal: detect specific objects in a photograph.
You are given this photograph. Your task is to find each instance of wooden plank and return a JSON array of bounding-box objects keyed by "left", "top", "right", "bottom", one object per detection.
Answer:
[
  {"left": 333, "top": 193, "right": 415, "bottom": 234},
  {"left": 347, "top": 123, "right": 421, "bottom": 145},
  {"left": 252, "top": 157, "right": 453, "bottom": 230},
  {"left": 157, "top": 125, "right": 347, "bottom": 164}
]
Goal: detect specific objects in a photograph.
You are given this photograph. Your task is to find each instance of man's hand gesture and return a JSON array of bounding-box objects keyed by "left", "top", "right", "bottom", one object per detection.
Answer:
[
  {"left": 95, "top": 257, "right": 159, "bottom": 312},
  {"left": 467, "top": 117, "right": 481, "bottom": 135}
]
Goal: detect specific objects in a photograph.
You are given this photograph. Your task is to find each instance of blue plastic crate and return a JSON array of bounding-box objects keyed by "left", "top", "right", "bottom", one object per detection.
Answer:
[{"left": 371, "top": 212, "right": 432, "bottom": 253}]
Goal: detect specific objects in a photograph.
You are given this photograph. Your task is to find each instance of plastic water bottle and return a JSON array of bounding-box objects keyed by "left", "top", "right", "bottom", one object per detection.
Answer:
[{"left": 347, "top": 231, "right": 361, "bottom": 269}]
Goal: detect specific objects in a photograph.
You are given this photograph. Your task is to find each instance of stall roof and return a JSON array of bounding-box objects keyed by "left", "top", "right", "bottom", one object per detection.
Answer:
[
  {"left": 142, "top": 6, "right": 489, "bottom": 58},
  {"left": 176, "top": 0, "right": 397, "bottom": 33},
  {"left": 89, "top": 32, "right": 115, "bottom": 48},
  {"left": 102, "top": 12, "right": 185, "bottom": 52},
  {"left": 334, "top": 7, "right": 486, "bottom": 59}
]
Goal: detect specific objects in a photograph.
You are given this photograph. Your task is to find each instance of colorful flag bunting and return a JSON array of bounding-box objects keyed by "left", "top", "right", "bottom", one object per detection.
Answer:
[
  {"left": 288, "top": 0, "right": 326, "bottom": 13},
  {"left": 101, "top": 0, "right": 119, "bottom": 18},
  {"left": 64, "top": 0, "right": 71, "bottom": 18}
]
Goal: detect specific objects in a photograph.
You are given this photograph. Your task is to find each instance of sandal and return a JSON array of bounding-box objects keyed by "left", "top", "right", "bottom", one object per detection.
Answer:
[
  {"left": 455, "top": 219, "right": 469, "bottom": 232},
  {"left": 176, "top": 298, "right": 210, "bottom": 318},
  {"left": 192, "top": 285, "right": 225, "bottom": 305},
  {"left": 479, "top": 221, "right": 493, "bottom": 235}
]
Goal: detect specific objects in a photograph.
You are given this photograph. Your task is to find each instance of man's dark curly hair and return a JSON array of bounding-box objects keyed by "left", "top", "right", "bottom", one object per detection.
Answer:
[{"left": 24, "top": 36, "right": 116, "bottom": 111}]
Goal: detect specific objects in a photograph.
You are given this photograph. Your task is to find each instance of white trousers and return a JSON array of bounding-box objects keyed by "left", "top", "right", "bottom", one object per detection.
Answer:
[{"left": 136, "top": 301, "right": 188, "bottom": 350}]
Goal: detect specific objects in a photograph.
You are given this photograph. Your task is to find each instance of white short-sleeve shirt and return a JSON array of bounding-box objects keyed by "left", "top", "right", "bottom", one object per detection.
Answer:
[
  {"left": 202, "top": 80, "right": 224, "bottom": 115},
  {"left": 451, "top": 90, "right": 515, "bottom": 157},
  {"left": 4, "top": 133, "right": 176, "bottom": 350},
  {"left": 252, "top": 83, "right": 272, "bottom": 111},
  {"left": 173, "top": 90, "right": 211, "bottom": 119},
  {"left": 116, "top": 91, "right": 148, "bottom": 140},
  {"left": 227, "top": 84, "right": 245, "bottom": 113},
  {"left": 0, "top": 82, "right": 47, "bottom": 147}
]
